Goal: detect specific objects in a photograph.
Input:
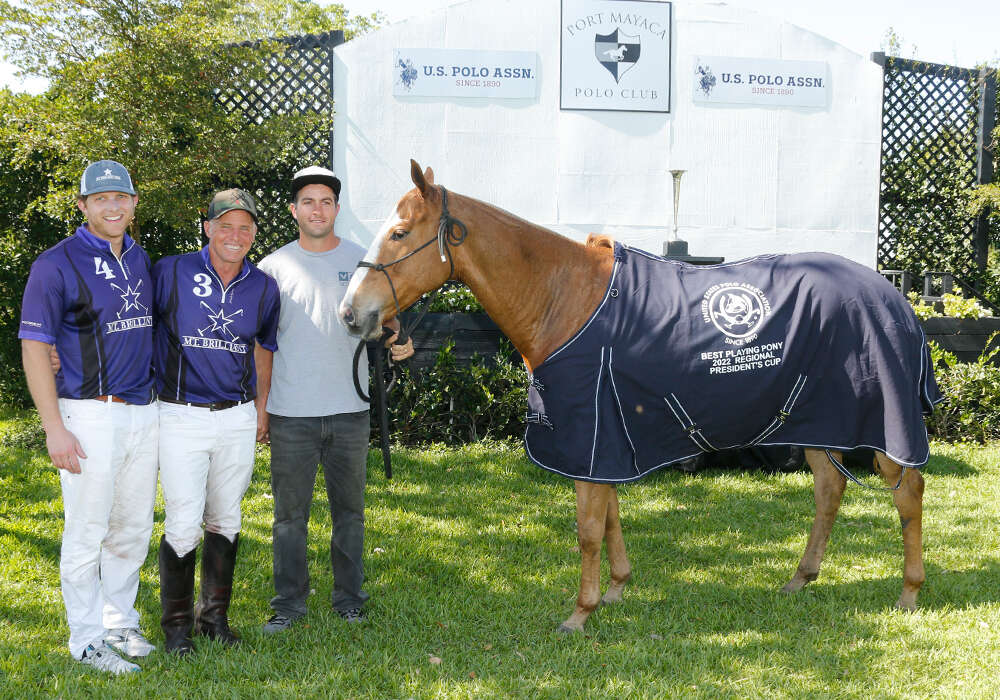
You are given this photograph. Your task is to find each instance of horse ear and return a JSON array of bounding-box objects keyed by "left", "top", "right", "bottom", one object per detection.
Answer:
[
  {"left": 424, "top": 166, "right": 435, "bottom": 185},
  {"left": 410, "top": 159, "right": 431, "bottom": 198}
]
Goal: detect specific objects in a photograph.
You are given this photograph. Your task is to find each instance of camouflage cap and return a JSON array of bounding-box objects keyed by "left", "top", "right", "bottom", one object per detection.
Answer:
[{"left": 206, "top": 188, "right": 258, "bottom": 222}]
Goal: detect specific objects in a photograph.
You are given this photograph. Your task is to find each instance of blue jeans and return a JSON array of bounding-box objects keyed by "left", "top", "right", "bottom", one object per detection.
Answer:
[{"left": 267, "top": 411, "right": 370, "bottom": 617}]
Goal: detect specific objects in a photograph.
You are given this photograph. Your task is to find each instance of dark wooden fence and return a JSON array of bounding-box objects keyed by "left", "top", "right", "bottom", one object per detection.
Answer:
[{"left": 400, "top": 312, "right": 1000, "bottom": 370}]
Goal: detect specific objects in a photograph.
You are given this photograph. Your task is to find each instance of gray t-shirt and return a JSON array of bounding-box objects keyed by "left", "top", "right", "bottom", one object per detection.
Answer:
[{"left": 257, "top": 238, "right": 369, "bottom": 417}]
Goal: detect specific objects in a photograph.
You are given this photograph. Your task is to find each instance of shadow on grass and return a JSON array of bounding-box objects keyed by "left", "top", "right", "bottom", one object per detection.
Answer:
[
  {"left": 365, "top": 444, "right": 1000, "bottom": 625},
  {"left": 921, "top": 451, "right": 979, "bottom": 478},
  {"left": 4, "top": 439, "right": 999, "bottom": 697}
]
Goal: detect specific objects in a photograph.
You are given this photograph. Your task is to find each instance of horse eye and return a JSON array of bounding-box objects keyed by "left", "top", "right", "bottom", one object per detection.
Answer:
[{"left": 390, "top": 229, "right": 409, "bottom": 241}]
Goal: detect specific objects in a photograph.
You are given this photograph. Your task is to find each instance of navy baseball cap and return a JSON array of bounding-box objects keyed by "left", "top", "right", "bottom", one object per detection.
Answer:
[
  {"left": 206, "top": 188, "right": 258, "bottom": 222},
  {"left": 291, "top": 166, "right": 341, "bottom": 199},
  {"left": 79, "top": 160, "right": 136, "bottom": 196}
]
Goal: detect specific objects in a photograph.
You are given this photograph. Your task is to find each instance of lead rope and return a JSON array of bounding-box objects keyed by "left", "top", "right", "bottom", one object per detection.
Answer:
[{"left": 350, "top": 186, "right": 471, "bottom": 479}]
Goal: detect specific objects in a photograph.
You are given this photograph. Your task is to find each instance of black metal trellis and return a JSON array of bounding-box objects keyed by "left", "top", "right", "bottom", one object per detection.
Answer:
[
  {"left": 872, "top": 52, "right": 997, "bottom": 306},
  {"left": 214, "top": 31, "right": 344, "bottom": 259}
]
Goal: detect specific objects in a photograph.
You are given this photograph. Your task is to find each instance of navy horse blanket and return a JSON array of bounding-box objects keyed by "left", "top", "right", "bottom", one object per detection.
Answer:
[{"left": 525, "top": 243, "right": 942, "bottom": 483}]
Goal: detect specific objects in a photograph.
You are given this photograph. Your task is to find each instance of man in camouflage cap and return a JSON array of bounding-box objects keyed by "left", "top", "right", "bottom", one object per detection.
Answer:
[{"left": 151, "top": 187, "right": 280, "bottom": 654}]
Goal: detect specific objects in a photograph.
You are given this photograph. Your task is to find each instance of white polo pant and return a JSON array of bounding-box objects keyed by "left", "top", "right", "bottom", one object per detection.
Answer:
[
  {"left": 58, "top": 398, "right": 158, "bottom": 659},
  {"left": 158, "top": 400, "right": 257, "bottom": 558}
]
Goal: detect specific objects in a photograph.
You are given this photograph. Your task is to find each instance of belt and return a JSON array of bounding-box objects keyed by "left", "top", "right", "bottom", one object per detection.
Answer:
[
  {"left": 158, "top": 396, "right": 255, "bottom": 411},
  {"left": 93, "top": 394, "right": 130, "bottom": 404}
]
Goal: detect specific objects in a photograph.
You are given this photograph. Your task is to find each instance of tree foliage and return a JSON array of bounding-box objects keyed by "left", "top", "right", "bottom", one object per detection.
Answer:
[{"left": 0, "top": 0, "right": 375, "bottom": 232}]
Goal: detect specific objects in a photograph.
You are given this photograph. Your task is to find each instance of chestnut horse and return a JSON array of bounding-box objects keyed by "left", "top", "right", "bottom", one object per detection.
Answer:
[{"left": 339, "top": 160, "right": 926, "bottom": 632}]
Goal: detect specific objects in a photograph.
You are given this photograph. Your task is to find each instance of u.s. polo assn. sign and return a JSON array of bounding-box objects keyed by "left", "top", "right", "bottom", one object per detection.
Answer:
[
  {"left": 393, "top": 49, "right": 538, "bottom": 99},
  {"left": 560, "top": 0, "right": 672, "bottom": 112},
  {"left": 693, "top": 56, "right": 830, "bottom": 108}
]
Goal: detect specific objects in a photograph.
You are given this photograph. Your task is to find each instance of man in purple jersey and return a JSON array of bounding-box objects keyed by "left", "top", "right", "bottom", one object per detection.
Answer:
[
  {"left": 19, "top": 160, "right": 157, "bottom": 675},
  {"left": 152, "top": 188, "right": 279, "bottom": 655}
]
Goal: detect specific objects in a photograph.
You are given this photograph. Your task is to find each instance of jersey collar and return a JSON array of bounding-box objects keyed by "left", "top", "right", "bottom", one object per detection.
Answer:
[
  {"left": 75, "top": 224, "right": 136, "bottom": 255},
  {"left": 200, "top": 245, "right": 251, "bottom": 285}
]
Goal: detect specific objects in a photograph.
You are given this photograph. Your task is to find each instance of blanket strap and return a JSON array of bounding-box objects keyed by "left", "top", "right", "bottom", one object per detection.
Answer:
[
  {"left": 747, "top": 374, "right": 808, "bottom": 446},
  {"left": 825, "top": 450, "right": 906, "bottom": 491},
  {"left": 525, "top": 411, "right": 553, "bottom": 429},
  {"left": 664, "top": 393, "right": 717, "bottom": 453}
]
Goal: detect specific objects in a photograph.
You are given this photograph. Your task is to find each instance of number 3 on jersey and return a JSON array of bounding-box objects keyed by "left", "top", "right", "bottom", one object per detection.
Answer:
[
  {"left": 192, "top": 273, "right": 213, "bottom": 297},
  {"left": 93, "top": 256, "right": 116, "bottom": 280}
]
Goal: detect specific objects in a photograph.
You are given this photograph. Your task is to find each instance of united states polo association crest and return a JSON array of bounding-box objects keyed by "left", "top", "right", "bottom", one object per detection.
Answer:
[
  {"left": 396, "top": 57, "right": 418, "bottom": 91},
  {"left": 594, "top": 28, "right": 640, "bottom": 83},
  {"left": 701, "top": 282, "right": 771, "bottom": 341}
]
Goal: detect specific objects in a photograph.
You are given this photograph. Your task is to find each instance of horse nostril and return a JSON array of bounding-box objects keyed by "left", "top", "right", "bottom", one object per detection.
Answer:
[{"left": 342, "top": 307, "right": 355, "bottom": 325}]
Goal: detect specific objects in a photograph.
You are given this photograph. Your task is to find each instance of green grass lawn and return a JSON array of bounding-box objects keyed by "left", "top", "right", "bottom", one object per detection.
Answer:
[{"left": 1, "top": 408, "right": 999, "bottom": 698}]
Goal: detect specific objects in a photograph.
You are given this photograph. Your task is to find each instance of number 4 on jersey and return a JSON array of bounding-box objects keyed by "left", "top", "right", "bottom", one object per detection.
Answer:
[{"left": 93, "top": 256, "right": 116, "bottom": 280}]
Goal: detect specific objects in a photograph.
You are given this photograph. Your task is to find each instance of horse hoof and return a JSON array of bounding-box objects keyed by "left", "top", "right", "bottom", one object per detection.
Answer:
[
  {"left": 557, "top": 623, "right": 582, "bottom": 634},
  {"left": 781, "top": 571, "right": 817, "bottom": 594},
  {"left": 895, "top": 596, "right": 918, "bottom": 612},
  {"left": 781, "top": 579, "right": 806, "bottom": 594},
  {"left": 600, "top": 592, "right": 624, "bottom": 605}
]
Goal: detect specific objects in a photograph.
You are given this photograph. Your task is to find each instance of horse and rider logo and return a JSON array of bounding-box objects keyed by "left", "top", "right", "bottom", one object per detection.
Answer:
[
  {"left": 594, "top": 28, "right": 640, "bottom": 83},
  {"left": 396, "top": 57, "right": 418, "bottom": 91},
  {"left": 696, "top": 64, "right": 717, "bottom": 97},
  {"left": 702, "top": 282, "right": 771, "bottom": 340}
]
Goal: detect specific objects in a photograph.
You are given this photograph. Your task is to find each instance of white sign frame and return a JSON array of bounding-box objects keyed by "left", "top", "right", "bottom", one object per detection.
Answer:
[
  {"left": 560, "top": 0, "right": 672, "bottom": 113},
  {"left": 392, "top": 49, "right": 539, "bottom": 99},
  {"left": 693, "top": 56, "right": 830, "bottom": 108}
]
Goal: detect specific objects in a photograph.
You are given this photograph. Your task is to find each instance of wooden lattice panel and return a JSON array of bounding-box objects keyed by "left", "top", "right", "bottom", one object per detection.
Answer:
[
  {"left": 214, "top": 31, "right": 344, "bottom": 256},
  {"left": 876, "top": 57, "right": 988, "bottom": 290}
]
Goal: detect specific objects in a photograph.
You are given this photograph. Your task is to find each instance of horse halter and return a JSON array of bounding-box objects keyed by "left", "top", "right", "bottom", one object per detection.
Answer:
[{"left": 356, "top": 185, "right": 469, "bottom": 341}]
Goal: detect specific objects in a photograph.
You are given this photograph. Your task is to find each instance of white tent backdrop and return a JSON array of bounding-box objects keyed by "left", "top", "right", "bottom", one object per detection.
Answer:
[{"left": 332, "top": 0, "right": 882, "bottom": 267}]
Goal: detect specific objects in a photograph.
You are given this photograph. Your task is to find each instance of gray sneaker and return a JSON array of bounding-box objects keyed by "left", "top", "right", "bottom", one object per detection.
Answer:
[
  {"left": 262, "top": 613, "right": 296, "bottom": 635},
  {"left": 337, "top": 608, "right": 365, "bottom": 623},
  {"left": 78, "top": 643, "right": 140, "bottom": 675},
  {"left": 105, "top": 627, "right": 155, "bottom": 657}
]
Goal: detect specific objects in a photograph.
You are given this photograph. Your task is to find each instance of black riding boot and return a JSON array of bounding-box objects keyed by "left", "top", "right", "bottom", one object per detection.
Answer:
[
  {"left": 194, "top": 531, "right": 241, "bottom": 645},
  {"left": 159, "top": 535, "right": 197, "bottom": 655}
]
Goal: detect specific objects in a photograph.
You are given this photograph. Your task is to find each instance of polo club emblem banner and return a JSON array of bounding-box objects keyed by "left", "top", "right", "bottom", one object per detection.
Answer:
[{"left": 561, "top": 0, "right": 671, "bottom": 112}]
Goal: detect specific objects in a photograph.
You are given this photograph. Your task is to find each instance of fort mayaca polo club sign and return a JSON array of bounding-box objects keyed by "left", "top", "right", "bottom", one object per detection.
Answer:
[{"left": 560, "top": 0, "right": 672, "bottom": 112}]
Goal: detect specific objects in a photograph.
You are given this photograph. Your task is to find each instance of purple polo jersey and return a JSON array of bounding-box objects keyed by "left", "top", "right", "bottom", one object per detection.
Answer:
[
  {"left": 18, "top": 225, "right": 156, "bottom": 404},
  {"left": 152, "top": 247, "right": 279, "bottom": 404}
]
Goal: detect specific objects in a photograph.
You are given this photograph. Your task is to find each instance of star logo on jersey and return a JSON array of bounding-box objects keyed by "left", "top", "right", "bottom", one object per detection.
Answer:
[
  {"left": 105, "top": 279, "right": 152, "bottom": 334},
  {"left": 198, "top": 301, "right": 244, "bottom": 341},
  {"left": 110, "top": 280, "right": 148, "bottom": 318}
]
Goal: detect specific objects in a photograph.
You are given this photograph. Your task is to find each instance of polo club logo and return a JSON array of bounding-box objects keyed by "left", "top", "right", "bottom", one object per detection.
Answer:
[
  {"left": 702, "top": 282, "right": 771, "bottom": 340},
  {"left": 594, "top": 28, "right": 640, "bottom": 83}
]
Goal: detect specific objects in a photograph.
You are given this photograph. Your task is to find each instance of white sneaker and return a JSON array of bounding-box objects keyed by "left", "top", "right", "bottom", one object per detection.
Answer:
[
  {"left": 78, "top": 643, "right": 140, "bottom": 675},
  {"left": 105, "top": 627, "right": 156, "bottom": 657}
]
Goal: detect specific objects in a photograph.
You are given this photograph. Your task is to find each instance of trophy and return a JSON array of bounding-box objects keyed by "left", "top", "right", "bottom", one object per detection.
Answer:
[{"left": 663, "top": 169, "right": 689, "bottom": 257}]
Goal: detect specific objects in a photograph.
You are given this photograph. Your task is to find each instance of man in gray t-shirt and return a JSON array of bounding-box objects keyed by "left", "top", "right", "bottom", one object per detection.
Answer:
[{"left": 255, "top": 166, "right": 413, "bottom": 631}]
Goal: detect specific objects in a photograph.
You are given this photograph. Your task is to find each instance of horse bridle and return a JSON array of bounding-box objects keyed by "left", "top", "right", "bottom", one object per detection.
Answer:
[{"left": 355, "top": 185, "right": 468, "bottom": 345}]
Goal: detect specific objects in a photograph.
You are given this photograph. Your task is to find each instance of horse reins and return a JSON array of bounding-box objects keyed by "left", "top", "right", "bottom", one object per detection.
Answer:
[{"left": 351, "top": 186, "right": 470, "bottom": 480}]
